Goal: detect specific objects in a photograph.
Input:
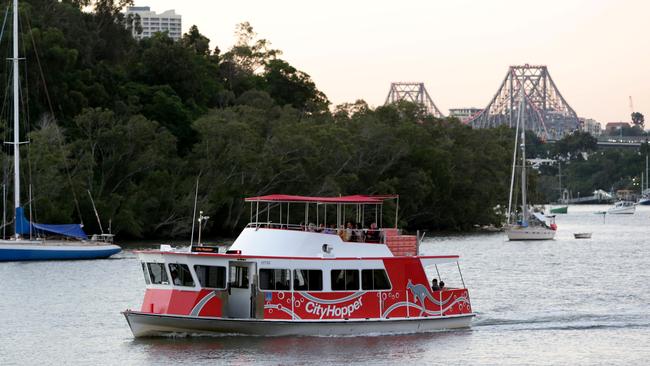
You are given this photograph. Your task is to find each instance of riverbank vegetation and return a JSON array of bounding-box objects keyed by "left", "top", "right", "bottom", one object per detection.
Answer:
[{"left": 0, "top": 1, "right": 642, "bottom": 239}]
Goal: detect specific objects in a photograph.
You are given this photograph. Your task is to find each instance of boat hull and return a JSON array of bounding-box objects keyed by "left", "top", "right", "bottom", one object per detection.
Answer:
[
  {"left": 638, "top": 198, "right": 650, "bottom": 206},
  {"left": 122, "top": 310, "right": 475, "bottom": 337},
  {"left": 549, "top": 206, "right": 568, "bottom": 214},
  {"left": 0, "top": 241, "right": 121, "bottom": 261},
  {"left": 607, "top": 207, "right": 635, "bottom": 214},
  {"left": 506, "top": 226, "right": 556, "bottom": 240}
]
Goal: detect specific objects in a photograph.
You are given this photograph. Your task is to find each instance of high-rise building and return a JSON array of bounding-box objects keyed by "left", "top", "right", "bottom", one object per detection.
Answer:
[
  {"left": 126, "top": 6, "right": 182, "bottom": 41},
  {"left": 449, "top": 107, "right": 482, "bottom": 123},
  {"left": 579, "top": 118, "right": 602, "bottom": 136}
]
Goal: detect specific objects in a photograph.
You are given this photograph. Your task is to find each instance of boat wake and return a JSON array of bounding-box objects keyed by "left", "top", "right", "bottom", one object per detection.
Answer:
[{"left": 473, "top": 313, "right": 650, "bottom": 332}]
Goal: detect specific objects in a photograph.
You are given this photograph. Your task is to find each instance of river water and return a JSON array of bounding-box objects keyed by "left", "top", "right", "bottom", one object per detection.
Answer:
[{"left": 2, "top": 204, "right": 649, "bottom": 365}]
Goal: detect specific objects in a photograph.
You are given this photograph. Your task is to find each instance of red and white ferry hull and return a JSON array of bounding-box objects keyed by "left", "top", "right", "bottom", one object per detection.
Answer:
[{"left": 123, "top": 311, "right": 474, "bottom": 337}]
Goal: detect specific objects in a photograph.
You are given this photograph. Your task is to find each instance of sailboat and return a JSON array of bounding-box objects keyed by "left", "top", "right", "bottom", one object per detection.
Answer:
[
  {"left": 549, "top": 163, "right": 568, "bottom": 214},
  {"left": 505, "top": 89, "right": 556, "bottom": 241},
  {"left": 0, "top": 0, "right": 120, "bottom": 261}
]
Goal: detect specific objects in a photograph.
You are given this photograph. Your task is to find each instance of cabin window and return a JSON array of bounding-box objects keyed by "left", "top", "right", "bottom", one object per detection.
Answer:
[
  {"left": 194, "top": 265, "right": 227, "bottom": 289},
  {"left": 294, "top": 269, "right": 323, "bottom": 291},
  {"left": 168, "top": 263, "right": 195, "bottom": 287},
  {"left": 141, "top": 262, "right": 151, "bottom": 284},
  {"left": 331, "top": 269, "right": 359, "bottom": 291},
  {"left": 147, "top": 263, "right": 169, "bottom": 285},
  {"left": 361, "top": 269, "right": 391, "bottom": 290},
  {"left": 229, "top": 266, "right": 249, "bottom": 288},
  {"left": 259, "top": 268, "right": 291, "bottom": 291}
]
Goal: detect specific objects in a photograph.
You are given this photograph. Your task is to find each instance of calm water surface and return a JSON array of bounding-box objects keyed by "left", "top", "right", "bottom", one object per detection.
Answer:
[{"left": 2, "top": 205, "right": 650, "bottom": 365}]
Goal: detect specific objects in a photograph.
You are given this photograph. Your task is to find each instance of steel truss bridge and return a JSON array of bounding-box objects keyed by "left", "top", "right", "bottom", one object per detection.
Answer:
[
  {"left": 384, "top": 82, "right": 444, "bottom": 118},
  {"left": 466, "top": 64, "right": 579, "bottom": 140}
]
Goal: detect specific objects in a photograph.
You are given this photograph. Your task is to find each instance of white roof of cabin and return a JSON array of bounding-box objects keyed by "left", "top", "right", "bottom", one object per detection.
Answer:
[{"left": 228, "top": 228, "right": 393, "bottom": 258}]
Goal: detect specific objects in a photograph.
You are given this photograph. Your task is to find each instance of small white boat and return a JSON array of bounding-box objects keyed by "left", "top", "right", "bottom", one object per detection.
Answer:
[
  {"left": 607, "top": 201, "right": 636, "bottom": 215},
  {"left": 574, "top": 233, "right": 592, "bottom": 239}
]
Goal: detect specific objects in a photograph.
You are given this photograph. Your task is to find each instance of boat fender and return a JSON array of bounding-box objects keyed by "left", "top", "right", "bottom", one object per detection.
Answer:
[{"left": 550, "top": 224, "right": 557, "bottom": 230}]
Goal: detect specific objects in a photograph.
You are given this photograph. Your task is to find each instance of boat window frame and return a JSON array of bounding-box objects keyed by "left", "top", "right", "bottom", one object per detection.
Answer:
[
  {"left": 293, "top": 269, "right": 324, "bottom": 292},
  {"left": 141, "top": 262, "right": 151, "bottom": 285},
  {"left": 258, "top": 268, "right": 292, "bottom": 292},
  {"left": 194, "top": 264, "right": 227, "bottom": 290},
  {"left": 168, "top": 263, "right": 196, "bottom": 287},
  {"left": 330, "top": 269, "right": 360, "bottom": 292},
  {"left": 146, "top": 262, "right": 169, "bottom": 285},
  {"left": 361, "top": 269, "right": 392, "bottom": 291}
]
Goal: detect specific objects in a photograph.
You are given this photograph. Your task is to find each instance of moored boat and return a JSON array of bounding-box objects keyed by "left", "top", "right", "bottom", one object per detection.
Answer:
[
  {"left": 504, "top": 89, "right": 556, "bottom": 241},
  {"left": 607, "top": 201, "right": 636, "bottom": 215},
  {"left": 574, "top": 232, "right": 592, "bottom": 239},
  {"left": 123, "top": 194, "right": 474, "bottom": 337},
  {"left": 0, "top": 0, "right": 120, "bottom": 261},
  {"left": 549, "top": 205, "right": 568, "bottom": 214}
]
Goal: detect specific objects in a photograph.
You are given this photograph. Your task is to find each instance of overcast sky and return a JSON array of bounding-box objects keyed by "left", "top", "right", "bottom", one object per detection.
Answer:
[{"left": 133, "top": 0, "right": 650, "bottom": 123}]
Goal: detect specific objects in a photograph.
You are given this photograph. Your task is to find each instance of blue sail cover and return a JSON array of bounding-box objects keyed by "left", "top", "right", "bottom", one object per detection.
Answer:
[{"left": 15, "top": 207, "right": 88, "bottom": 240}]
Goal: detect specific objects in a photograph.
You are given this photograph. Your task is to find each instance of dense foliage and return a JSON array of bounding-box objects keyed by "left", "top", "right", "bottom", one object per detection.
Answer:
[{"left": 0, "top": 0, "right": 536, "bottom": 238}]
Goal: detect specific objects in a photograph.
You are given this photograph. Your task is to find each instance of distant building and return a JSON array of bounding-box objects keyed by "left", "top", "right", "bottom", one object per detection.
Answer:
[
  {"left": 604, "top": 122, "right": 630, "bottom": 135},
  {"left": 579, "top": 118, "right": 601, "bottom": 136},
  {"left": 449, "top": 107, "right": 482, "bottom": 123},
  {"left": 126, "top": 6, "right": 182, "bottom": 41}
]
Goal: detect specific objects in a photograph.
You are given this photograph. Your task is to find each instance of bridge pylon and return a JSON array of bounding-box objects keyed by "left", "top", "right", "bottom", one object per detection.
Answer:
[
  {"left": 384, "top": 82, "right": 444, "bottom": 118},
  {"left": 466, "top": 64, "right": 579, "bottom": 139}
]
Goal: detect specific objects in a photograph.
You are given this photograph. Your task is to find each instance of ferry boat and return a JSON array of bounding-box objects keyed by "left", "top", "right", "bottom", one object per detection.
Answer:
[{"left": 123, "top": 194, "right": 474, "bottom": 337}]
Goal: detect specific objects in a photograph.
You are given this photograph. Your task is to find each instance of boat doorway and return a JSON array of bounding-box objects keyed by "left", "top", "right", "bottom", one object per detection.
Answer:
[{"left": 227, "top": 261, "right": 257, "bottom": 319}]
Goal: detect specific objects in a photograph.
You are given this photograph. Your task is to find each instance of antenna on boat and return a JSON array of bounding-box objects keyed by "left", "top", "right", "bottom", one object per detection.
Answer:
[
  {"left": 87, "top": 190, "right": 104, "bottom": 234},
  {"left": 190, "top": 176, "right": 199, "bottom": 247},
  {"left": 197, "top": 211, "right": 209, "bottom": 247}
]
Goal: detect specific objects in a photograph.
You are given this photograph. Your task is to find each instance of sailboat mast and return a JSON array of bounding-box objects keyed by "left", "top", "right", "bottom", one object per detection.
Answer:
[
  {"left": 12, "top": 0, "right": 21, "bottom": 239},
  {"left": 519, "top": 89, "right": 527, "bottom": 222}
]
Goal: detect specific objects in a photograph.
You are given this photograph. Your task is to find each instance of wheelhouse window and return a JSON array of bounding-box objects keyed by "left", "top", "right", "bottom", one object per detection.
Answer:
[
  {"left": 294, "top": 269, "right": 323, "bottom": 291},
  {"left": 141, "top": 262, "right": 151, "bottom": 284},
  {"left": 229, "top": 266, "right": 249, "bottom": 288},
  {"left": 259, "top": 268, "right": 291, "bottom": 291},
  {"left": 168, "top": 263, "right": 195, "bottom": 287},
  {"left": 147, "top": 263, "right": 169, "bottom": 285},
  {"left": 194, "top": 265, "right": 226, "bottom": 289},
  {"left": 331, "top": 269, "right": 359, "bottom": 291},
  {"left": 361, "top": 269, "right": 391, "bottom": 290}
]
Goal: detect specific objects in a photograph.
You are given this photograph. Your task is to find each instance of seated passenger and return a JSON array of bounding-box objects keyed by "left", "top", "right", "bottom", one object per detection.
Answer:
[
  {"left": 354, "top": 223, "right": 365, "bottom": 242},
  {"left": 323, "top": 224, "right": 336, "bottom": 234},
  {"left": 431, "top": 278, "right": 440, "bottom": 291},
  {"left": 338, "top": 225, "right": 348, "bottom": 241},
  {"left": 439, "top": 280, "right": 446, "bottom": 291},
  {"left": 365, "top": 222, "right": 380, "bottom": 242},
  {"left": 345, "top": 222, "right": 354, "bottom": 241},
  {"left": 170, "top": 269, "right": 182, "bottom": 285}
]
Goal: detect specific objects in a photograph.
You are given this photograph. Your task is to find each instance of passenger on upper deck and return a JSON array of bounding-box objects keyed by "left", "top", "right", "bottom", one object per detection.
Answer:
[
  {"left": 338, "top": 225, "right": 348, "bottom": 241},
  {"left": 354, "top": 223, "right": 365, "bottom": 242},
  {"left": 365, "top": 222, "right": 380, "bottom": 242},
  {"left": 323, "top": 224, "right": 336, "bottom": 235},
  {"left": 439, "top": 280, "right": 446, "bottom": 291},
  {"left": 345, "top": 222, "right": 354, "bottom": 241}
]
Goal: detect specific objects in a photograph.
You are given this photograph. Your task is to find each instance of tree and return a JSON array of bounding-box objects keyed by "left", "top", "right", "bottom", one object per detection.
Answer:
[{"left": 632, "top": 112, "right": 645, "bottom": 129}]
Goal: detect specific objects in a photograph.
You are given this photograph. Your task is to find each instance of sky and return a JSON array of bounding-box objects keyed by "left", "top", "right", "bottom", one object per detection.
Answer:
[{"left": 133, "top": 0, "right": 650, "bottom": 123}]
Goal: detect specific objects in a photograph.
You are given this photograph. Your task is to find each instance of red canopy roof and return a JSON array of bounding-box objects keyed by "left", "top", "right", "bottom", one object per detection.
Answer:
[{"left": 244, "top": 194, "right": 398, "bottom": 204}]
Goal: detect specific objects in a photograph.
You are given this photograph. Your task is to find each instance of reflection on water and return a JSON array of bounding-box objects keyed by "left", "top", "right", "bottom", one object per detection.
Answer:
[{"left": 2, "top": 204, "right": 650, "bottom": 365}]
